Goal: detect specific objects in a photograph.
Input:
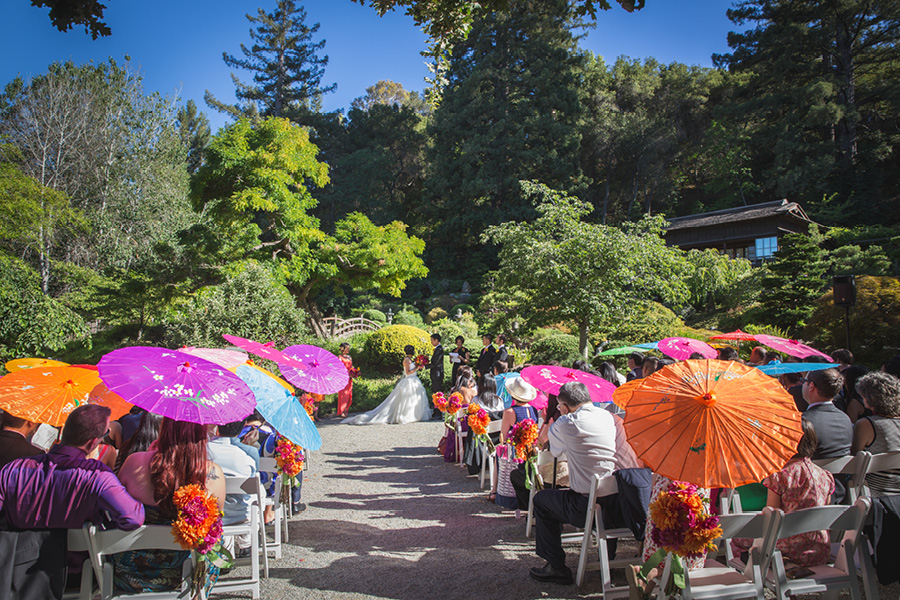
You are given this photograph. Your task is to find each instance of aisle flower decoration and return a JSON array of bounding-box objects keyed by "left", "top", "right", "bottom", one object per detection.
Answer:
[
  {"left": 638, "top": 480, "right": 722, "bottom": 590},
  {"left": 432, "top": 392, "right": 448, "bottom": 412},
  {"left": 171, "top": 483, "right": 232, "bottom": 595},
  {"left": 415, "top": 354, "right": 429, "bottom": 368},
  {"left": 274, "top": 434, "right": 305, "bottom": 504},
  {"left": 467, "top": 403, "right": 494, "bottom": 453},
  {"left": 441, "top": 391, "right": 463, "bottom": 425},
  {"left": 299, "top": 393, "right": 318, "bottom": 418},
  {"left": 509, "top": 418, "right": 540, "bottom": 488}
]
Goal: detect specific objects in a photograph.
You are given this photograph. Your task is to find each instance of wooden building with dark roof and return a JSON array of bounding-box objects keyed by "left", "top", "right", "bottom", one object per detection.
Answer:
[{"left": 665, "top": 200, "right": 817, "bottom": 264}]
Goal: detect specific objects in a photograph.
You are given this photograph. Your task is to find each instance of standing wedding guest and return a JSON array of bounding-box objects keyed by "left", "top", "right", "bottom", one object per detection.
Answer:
[
  {"left": 0, "top": 412, "right": 43, "bottom": 469},
  {"left": 115, "top": 418, "right": 225, "bottom": 593},
  {"left": 337, "top": 342, "right": 355, "bottom": 417},
  {"left": 852, "top": 371, "right": 900, "bottom": 496},
  {"left": 450, "top": 335, "right": 470, "bottom": 388},
  {"left": 748, "top": 346, "right": 768, "bottom": 365},
  {"left": 430, "top": 334, "right": 445, "bottom": 419},
  {"left": 831, "top": 349, "right": 854, "bottom": 372},
  {"left": 496, "top": 335, "right": 510, "bottom": 366},
  {"left": 476, "top": 335, "right": 497, "bottom": 380},
  {"left": 528, "top": 382, "right": 616, "bottom": 585}
]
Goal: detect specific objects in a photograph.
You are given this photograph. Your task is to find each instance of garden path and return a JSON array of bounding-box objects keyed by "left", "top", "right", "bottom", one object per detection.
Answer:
[{"left": 252, "top": 417, "right": 613, "bottom": 600}]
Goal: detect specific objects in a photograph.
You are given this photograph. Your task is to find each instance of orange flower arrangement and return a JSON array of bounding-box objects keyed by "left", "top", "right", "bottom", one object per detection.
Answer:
[
  {"left": 433, "top": 392, "right": 448, "bottom": 412},
  {"left": 648, "top": 481, "right": 722, "bottom": 558},
  {"left": 171, "top": 483, "right": 232, "bottom": 595},
  {"left": 466, "top": 403, "right": 490, "bottom": 436},
  {"left": 509, "top": 418, "right": 539, "bottom": 460},
  {"left": 274, "top": 435, "right": 305, "bottom": 486}
]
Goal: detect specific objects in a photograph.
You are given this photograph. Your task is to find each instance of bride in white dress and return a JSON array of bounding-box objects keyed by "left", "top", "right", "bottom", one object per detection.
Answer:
[{"left": 342, "top": 345, "right": 431, "bottom": 425}]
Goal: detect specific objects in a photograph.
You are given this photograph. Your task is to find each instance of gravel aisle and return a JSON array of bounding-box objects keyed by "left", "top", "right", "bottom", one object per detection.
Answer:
[{"left": 253, "top": 417, "right": 612, "bottom": 600}]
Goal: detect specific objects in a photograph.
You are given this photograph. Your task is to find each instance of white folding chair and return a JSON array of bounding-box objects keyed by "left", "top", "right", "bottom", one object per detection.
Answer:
[
  {"left": 212, "top": 476, "right": 261, "bottom": 598},
  {"left": 480, "top": 420, "right": 503, "bottom": 489},
  {"left": 856, "top": 451, "right": 900, "bottom": 499},
  {"left": 87, "top": 523, "right": 202, "bottom": 600},
  {"left": 718, "top": 488, "right": 747, "bottom": 516},
  {"left": 765, "top": 497, "right": 876, "bottom": 600},
  {"left": 560, "top": 473, "right": 637, "bottom": 590},
  {"left": 525, "top": 449, "right": 559, "bottom": 538},
  {"left": 258, "top": 457, "right": 289, "bottom": 548},
  {"left": 64, "top": 523, "right": 97, "bottom": 600},
  {"left": 655, "top": 508, "right": 780, "bottom": 600},
  {"left": 814, "top": 451, "right": 870, "bottom": 503},
  {"left": 454, "top": 414, "right": 467, "bottom": 466}
]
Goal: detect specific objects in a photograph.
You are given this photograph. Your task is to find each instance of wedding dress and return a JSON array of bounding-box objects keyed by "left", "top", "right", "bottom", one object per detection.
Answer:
[{"left": 341, "top": 357, "right": 430, "bottom": 425}]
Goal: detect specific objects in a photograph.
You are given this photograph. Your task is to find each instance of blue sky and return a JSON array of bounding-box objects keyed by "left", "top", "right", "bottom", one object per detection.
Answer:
[{"left": 1, "top": 0, "right": 740, "bottom": 132}]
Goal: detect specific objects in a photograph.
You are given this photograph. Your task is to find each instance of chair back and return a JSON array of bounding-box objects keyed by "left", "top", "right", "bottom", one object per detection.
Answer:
[
  {"left": 92, "top": 524, "right": 185, "bottom": 557},
  {"left": 860, "top": 450, "right": 900, "bottom": 497},
  {"left": 486, "top": 420, "right": 503, "bottom": 435},
  {"left": 586, "top": 473, "right": 618, "bottom": 506},
  {"left": 773, "top": 504, "right": 850, "bottom": 539},
  {"left": 225, "top": 474, "right": 264, "bottom": 503}
]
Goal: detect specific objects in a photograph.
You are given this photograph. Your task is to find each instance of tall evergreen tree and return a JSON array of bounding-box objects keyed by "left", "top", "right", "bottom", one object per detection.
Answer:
[
  {"left": 205, "top": 0, "right": 335, "bottom": 120},
  {"left": 426, "top": 0, "right": 587, "bottom": 277},
  {"left": 176, "top": 100, "right": 211, "bottom": 175},
  {"left": 714, "top": 0, "right": 900, "bottom": 225}
]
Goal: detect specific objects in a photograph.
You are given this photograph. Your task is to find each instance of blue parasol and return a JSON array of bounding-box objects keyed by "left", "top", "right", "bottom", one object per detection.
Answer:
[
  {"left": 234, "top": 364, "right": 322, "bottom": 451},
  {"left": 494, "top": 372, "right": 519, "bottom": 409},
  {"left": 633, "top": 342, "right": 659, "bottom": 350},
  {"left": 756, "top": 361, "right": 837, "bottom": 377}
]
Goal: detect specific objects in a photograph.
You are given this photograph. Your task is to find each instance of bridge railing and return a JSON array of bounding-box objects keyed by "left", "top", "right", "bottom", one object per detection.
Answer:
[{"left": 320, "top": 316, "right": 383, "bottom": 339}]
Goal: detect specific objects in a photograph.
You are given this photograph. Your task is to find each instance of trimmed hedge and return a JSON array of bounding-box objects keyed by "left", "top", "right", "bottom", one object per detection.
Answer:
[
  {"left": 530, "top": 334, "right": 581, "bottom": 365},
  {"left": 393, "top": 309, "right": 425, "bottom": 327},
  {"left": 363, "top": 324, "right": 431, "bottom": 370},
  {"left": 426, "top": 307, "right": 448, "bottom": 324},
  {"left": 362, "top": 309, "right": 387, "bottom": 323}
]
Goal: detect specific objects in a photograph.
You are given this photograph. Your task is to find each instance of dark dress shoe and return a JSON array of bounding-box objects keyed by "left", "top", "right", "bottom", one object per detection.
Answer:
[{"left": 529, "top": 562, "right": 573, "bottom": 585}]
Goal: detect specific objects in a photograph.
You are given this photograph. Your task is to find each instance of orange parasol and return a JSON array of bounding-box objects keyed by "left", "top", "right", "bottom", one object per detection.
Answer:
[
  {"left": 623, "top": 359, "right": 802, "bottom": 488},
  {"left": 0, "top": 366, "right": 102, "bottom": 426},
  {"left": 5, "top": 358, "right": 70, "bottom": 372},
  {"left": 611, "top": 379, "right": 643, "bottom": 409},
  {"left": 88, "top": 382, "right": 134, "bottom": 420}
]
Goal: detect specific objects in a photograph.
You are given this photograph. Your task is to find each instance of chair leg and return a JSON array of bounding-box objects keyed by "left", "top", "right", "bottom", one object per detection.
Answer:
[
  {"left": 575, "top": 512, "right": 594, "bottom": 587},
  {"left": 525, "top": 487, "right": 536, "bottom": 538}
]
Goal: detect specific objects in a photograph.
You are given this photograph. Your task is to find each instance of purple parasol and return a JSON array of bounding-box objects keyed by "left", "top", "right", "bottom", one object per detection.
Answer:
[
  {"left": 98, "top": 346, "right": 256, "bottom": 424},
  {"left": 278, "top": 344, "right": 349, "bottom": 395},
  {"left": 657, "top": 337, "right": 718, "bottom": 361},
  {"left": 221, "top": 335, "right": 308, "bottom": 370}
]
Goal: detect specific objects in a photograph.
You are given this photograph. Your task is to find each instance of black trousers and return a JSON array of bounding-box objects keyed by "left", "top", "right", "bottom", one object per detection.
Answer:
[{"left": 533, "top": 488, "right": 618, "bottom": 569}]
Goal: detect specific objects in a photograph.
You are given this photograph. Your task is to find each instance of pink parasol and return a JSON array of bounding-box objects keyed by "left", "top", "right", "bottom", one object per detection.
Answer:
[
  {"left": 278, "top": 344, "right": 349, "bottom": 395},
  {"left": 520, "top": 365, "right": 616, "bottom": 405},
  {"left": 180, "top": 346, "right": 249, "bottom": 369},
  {"left": 657, "top": 337, "right": 717, "bottom": 361},
  {"left": 754, "top": 334, "right": 833, "bottom": 361},
  {"left": 708, "top": 329, "right": 758, "bottom": 341},
  {"left": 221, "top": 335, "right": 308, "bottom": 370},
  {"left": 98, "top": 346, "right": 256, "bottom": 424}
]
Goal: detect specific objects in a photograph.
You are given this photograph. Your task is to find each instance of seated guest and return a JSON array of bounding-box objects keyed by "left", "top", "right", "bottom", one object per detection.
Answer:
[
  {"left": 463, "top": 374, "right": 505, "bottom": 476},
  {"left": 0, "top": 405, "right": 144, "bottom": 598},
  {"left": 114, "top": 412, "right": 162, "bottom": 472},
  {"left": 717, "top": 347, "right": 739, "bottom": 361},
  {"left": 748, "top": 346, "right": 768, "bottom": 365},
  {"left": 208, "top": 421, "right": 258, "bottom": 558},
  {"left": 0, "top": 412, "right": 43, "bottom": 468},
  {"left": 641, "top": 356, "right": 660, "bottom": 379},
  {"left": 492, "top": 378, "right": 540, "bottom": 507},
  {"left": 732, "top": 420, "right": 835, "bottom": 567},
  {"left": 528, "top": 382, "right": 616, "bottom": 585},
  {"left": 626, "top": 353, "right": 644, "bottom": 382},
  {"left": 802, "top": 368, "right": 852, "bottom": 502},
  {"left": 851, "top": 371, "right": 900, "bottom": 496},
  {"left": 839, "top": 365, "right": 869, "bottom": 420},
  {"left": 116, "top": 418, "right": 224, "bottom": 593}
]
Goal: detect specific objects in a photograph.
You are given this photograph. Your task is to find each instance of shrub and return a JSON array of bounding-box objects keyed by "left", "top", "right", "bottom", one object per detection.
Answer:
[
  {"left": 393, "top": 309, "right": 425, "bottom": 327},
  {"left": 599, "top": 302, "right": 684, "bottom": 346},
  {"left": 362, "top": 309, "right": 387, "bottom": 323},
  {"left": 426, "top": 307, "right": 448, "bottom": 324},
  {"left": 363, "top": 324, "right": 431, "bottom": 370},
  {"left": 450, "top": 303, "right": 476, "bottom": 317},
  {"left": 529, "top": 334, "right": 581, "bottom": 365},
  {"left": 165, "top": 261, "right": 311, "bottom": 348},
  {"left": 803, "top": 275, "right": 900, "bottom": 366}
]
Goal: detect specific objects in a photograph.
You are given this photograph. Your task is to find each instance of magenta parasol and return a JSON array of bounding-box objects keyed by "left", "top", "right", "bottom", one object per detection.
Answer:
[
  {"left": 98, "top": 347, "right": 256, "bottom": 424},
  {"left": 657, "top": 337, "right": 718, "bottom": 361},
  {"left": 754, "top": 334, "right": 833, "bottom": 361},
  {"left": 278, "top": 344, "right": 349, "bottom": 395},
  {"left": 221, "top": 335, "right": 308, "bottom": 370},
  {"left": 520, "top": 365, "right": 616, "bottom": 405},
  {"left": 180, "top": 346, "right": 249, "bottom": 369}
]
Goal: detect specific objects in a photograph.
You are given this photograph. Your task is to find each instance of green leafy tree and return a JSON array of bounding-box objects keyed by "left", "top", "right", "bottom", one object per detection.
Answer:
[
  {"left": 829, "top": 245, "right": 892, "bottom": 277},
  {"left": 483, "top": 181, "right": 688, "bottom": 356},
  {"left": 205, "top": 0, "right": 335, "bottom": 120},
  {"left": 760, "top": 225, "right": 829, "bottom": 334},
  {"left": 683, "top": 248, "right": 753, "bottom": 311},
  {"left": 0, "top": 252, "right": 89, "bottom": 361},
  {"left": 29, "top": 0, "right": 110, "bottom": 38},
  {"left": 427, "top": 0, "right": 588, "bottom": 275},
  {"left": 349, "top": 80, "right": 429, "bottom": 114},
  {"left": 190, "top": 117, "right": 428, "bottom": 335}
]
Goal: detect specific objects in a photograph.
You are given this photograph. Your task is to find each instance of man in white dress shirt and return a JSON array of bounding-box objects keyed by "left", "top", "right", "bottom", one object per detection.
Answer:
[{"left": 529, "top": 382, "right": 617, "bottom": 585}]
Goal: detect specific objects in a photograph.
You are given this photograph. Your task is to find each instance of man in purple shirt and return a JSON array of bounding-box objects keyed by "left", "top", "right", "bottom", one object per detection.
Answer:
[{"left": 0, "top": 404, "right": 144, "bottom": 598}]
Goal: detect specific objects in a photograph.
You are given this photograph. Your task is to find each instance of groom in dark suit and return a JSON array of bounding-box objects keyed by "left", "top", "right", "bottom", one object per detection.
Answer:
[{"left": 429, "top": 334, "right": 445, "bottom": 419}]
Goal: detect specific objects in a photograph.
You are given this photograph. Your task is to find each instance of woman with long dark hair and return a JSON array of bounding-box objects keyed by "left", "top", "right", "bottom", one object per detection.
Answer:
[
  {"left": 114, "top": 412, "right": 162, "bottom": 473},
  {"left": 115, "top": 418, "right": 225, "bottom": 593}
]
